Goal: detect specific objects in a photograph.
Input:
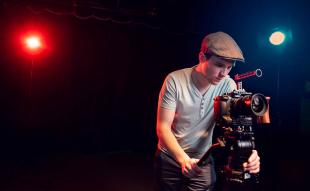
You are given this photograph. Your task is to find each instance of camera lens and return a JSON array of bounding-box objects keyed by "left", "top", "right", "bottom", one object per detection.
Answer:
[{"left": 251, "top": 94, "right": 267, "bottom": 116}]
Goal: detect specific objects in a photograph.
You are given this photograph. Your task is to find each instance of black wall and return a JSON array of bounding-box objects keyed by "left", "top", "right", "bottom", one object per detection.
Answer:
[{"left": 1, "top": 1, "right": 310, "bottom": 190}]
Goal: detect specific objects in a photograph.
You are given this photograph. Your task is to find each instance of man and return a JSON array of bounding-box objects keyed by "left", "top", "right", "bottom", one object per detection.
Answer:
[{"left": 155, "top": 32, "right": 260, "bottom": 191}]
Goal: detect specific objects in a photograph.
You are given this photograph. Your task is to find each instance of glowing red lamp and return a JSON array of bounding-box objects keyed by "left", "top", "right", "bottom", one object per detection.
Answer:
[
  {"left": 25, "top": 36, "right": 41, "bottom": 50},
  {"left": 22, "top": 33, "right": 44, "bottom": 55}
]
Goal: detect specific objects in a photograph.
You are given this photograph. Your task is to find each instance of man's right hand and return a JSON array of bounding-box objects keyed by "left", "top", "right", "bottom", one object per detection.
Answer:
[{"left": 181, "top": 158, "right": 202, "bottom": 178}]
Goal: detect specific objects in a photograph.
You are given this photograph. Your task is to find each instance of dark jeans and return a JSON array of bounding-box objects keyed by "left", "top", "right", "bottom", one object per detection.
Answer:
[{"left": 154, "top": 150, "right": 216, "bottom": 191}]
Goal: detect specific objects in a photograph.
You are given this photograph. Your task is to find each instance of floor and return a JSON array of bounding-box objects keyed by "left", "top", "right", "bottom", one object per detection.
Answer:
[{"left": 0, "top": 151, "right": 155, "bottom": 191}]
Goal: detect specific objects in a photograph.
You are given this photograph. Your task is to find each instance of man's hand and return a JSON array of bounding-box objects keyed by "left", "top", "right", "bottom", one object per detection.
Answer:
[
  {"left": 181, "top": 158, "right": 202, "bottom": 178},
  {"left": 243, "top": 150, "right": 260, "bottom": 173}
]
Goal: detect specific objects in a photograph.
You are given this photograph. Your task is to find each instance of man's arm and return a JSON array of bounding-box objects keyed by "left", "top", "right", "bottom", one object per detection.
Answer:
[
  {"left": 156, "top": 107, "right": 189, "bottom": 164},
  {"left": 157, "top": 107, "right": 202, "bottom": 177}
]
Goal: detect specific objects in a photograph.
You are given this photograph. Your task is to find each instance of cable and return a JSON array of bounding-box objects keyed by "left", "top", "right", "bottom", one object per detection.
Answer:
[
  {"left": 26, "top": 3, "right": 161, "bottom": 30},
  {"left": 3, "top": 0, "right": 202, "bottom": 36}
]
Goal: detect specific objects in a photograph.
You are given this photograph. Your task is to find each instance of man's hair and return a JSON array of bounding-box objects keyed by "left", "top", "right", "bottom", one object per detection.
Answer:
[
  {"left": 204, "top": 52, "right": 213, "bottom": 60},
  {"left": 198, "top": 51, "right": 213, "bottom": 63}
]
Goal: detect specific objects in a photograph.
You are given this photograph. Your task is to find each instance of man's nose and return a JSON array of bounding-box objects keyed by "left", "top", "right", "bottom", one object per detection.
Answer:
[{"left": 219, "top": 68, "right": 228, "bottom": 77}]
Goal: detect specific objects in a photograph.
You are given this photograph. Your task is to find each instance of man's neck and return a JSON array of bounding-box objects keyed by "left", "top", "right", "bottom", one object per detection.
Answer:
[{"left": 192, "top": 64, "right": 211, "bottom": 95}]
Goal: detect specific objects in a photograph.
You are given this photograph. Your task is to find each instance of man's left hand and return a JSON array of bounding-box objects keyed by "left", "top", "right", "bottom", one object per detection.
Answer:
[{"left": 243, "top": 150, "right": 260, "bottom": 174}]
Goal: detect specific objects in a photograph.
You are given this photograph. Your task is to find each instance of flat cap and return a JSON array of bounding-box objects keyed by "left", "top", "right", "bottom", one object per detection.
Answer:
[{"left": 201, "top": 31, "right": 245, "bottom": 62}]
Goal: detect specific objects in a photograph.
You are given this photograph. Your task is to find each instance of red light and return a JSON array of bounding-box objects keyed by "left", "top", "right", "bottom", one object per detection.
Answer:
[
  {"left": 21, "top": 33, "right": 45, "bottom": 55},
  {"left": 25, "top": 36, "right": 41, "bottom": 50},
  {"left": 244, "top": 98, "right": 251, "bottom": 106}
]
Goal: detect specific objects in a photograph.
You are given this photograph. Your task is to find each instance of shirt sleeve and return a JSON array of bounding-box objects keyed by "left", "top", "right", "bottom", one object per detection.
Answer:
[
  {"left": 158, "top": 74, "right": 177, "bottom": 110},
  {"left": 226, "top": 77, "right": 237, "bottom": 93},
  {"left": 220, "top": 77, "right": 237, "bottom": 95}
]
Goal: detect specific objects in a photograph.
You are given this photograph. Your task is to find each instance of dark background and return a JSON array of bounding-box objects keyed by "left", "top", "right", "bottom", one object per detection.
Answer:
[{"left": 1, "top": 0, "right": 310, "bottom": 190}]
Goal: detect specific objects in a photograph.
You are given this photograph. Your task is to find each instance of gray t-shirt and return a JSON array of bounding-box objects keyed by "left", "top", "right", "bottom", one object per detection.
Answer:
[{"left": 158, "top": 66, "right": 236, "bottom": 158}]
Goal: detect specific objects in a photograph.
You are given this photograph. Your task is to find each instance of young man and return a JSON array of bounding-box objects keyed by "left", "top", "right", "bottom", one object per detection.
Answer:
[{"left": 155, "top": 32, "right": 260, "bottom": 191}]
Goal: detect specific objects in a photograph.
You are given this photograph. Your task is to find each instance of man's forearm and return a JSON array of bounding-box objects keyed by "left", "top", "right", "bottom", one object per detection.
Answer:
[{"left": 157, "top": 123, "right": 189, "bottom": 164}]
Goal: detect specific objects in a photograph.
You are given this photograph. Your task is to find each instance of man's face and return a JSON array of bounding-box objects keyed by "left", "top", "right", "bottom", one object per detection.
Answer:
[{"left": 202, "top": 55, "right": 234, "bottom": 85}]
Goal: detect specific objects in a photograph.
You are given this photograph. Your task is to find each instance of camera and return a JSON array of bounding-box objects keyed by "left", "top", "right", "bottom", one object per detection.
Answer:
[
  {"left": 198, "top": 88, "right": 270, "bottom": 184},
  {"left": 214, "top": 89, "right": 269, "bottom": 183}
]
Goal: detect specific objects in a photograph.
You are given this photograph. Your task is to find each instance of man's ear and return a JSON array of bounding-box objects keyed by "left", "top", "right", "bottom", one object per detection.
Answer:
[{"left": 199, "top": 52, "right": 206, "bottom": 63}]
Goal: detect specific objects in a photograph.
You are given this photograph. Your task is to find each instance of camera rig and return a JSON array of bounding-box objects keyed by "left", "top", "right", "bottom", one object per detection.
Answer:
[{"left": 198, "top": 79, "right": 270, "bottom": 185}]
